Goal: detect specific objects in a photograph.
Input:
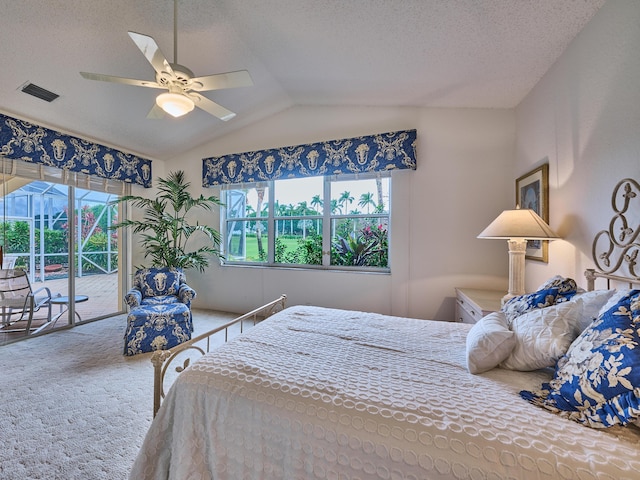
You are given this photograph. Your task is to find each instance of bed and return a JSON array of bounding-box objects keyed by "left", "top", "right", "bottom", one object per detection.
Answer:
[{"left": 130, "top": 178, "right": 640, "bottom": 480}]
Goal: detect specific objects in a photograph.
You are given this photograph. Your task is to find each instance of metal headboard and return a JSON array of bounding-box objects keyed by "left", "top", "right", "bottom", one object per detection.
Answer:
[{"left": 585, "top": 178, "right": 640, "bottom": 290}]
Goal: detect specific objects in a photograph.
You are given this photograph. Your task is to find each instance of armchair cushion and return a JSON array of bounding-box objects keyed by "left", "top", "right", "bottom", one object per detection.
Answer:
[
  {"left": 141, "top": 295, "right": 180, "bottom": 306},
  {"left": 137, "top": 268, "right": 183, "bottom": 297},
  {"left": 124, "top": 303, "right": 192, "bottom": 356}
]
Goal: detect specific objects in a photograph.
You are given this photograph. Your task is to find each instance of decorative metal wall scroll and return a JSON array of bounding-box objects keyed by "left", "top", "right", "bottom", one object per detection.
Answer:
[
  {"left": 0, "top": 113, "right": 152, "bottom": 187},
  {"left": 202, "top": 129, "right": 417, "bottom": 186}
]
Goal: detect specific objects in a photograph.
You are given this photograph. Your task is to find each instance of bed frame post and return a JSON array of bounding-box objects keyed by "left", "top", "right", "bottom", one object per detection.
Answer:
[
  {"left": 151, "top": 350, "right": 171, "bottom": 417},
  {"left": 149, "top": 294, "right": 288, "bottom": 417},
  {"left": 585, "top": 268, "right": 596, "bottom": 291}
]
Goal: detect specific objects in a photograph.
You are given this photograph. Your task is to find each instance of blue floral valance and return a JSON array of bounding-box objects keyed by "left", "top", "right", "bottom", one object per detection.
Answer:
[
  {"left": 202, "top": 129, "right": 416, "bottom": 186},
  {"left": 0, "top": 113, "right": 152, "bottom": 187}
]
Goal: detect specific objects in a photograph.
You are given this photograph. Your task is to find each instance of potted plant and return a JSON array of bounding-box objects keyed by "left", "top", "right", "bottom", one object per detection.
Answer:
[{"left": 111, "top": 170, "right": 223, "bottom": 273}]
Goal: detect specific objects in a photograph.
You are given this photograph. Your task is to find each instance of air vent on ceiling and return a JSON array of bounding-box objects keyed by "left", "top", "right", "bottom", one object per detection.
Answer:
[{"left": 20, "top": 82, "right": 59, "bottom": 102}]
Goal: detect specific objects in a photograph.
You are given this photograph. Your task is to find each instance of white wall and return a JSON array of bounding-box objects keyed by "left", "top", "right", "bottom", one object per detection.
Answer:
[
  {"left": 515, "top": 0, "right": 640, "bottom": 290},
  {"left": 149, "top": 105, "right": 514, "bottom": 319}
]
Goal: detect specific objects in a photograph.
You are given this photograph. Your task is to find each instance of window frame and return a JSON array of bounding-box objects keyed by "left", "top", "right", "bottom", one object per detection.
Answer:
[{"left": 221, "top": 172, "right": 391, "bottom": 272}]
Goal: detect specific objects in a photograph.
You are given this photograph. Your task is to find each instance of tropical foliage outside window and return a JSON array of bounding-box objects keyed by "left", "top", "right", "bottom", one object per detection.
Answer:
[
  {"left": 222, "top": 174, "right": 390, "bottom": 270},
  {"left": 0, "top": 181, "right": 119, "bottom": 277}
]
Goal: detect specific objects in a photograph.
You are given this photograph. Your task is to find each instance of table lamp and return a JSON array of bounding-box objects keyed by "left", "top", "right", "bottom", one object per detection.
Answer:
[{"left": 478, "top": 207, "right": 559, "bottom": 304}]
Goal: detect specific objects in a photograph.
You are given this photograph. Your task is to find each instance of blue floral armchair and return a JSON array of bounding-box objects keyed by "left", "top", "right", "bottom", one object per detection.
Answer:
[{"left": 123, "top": 267, "right": 196, "bottom": 356}]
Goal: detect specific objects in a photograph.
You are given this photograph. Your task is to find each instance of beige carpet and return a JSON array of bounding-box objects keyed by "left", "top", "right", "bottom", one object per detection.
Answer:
[{"left": 0, "top": 309, "right": 241, "bottom": 480}]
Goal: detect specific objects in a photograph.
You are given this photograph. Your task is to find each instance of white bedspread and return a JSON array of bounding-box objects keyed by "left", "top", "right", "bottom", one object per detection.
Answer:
[{"left": 130, "top": 306, "right": 640, "bottom": 480}]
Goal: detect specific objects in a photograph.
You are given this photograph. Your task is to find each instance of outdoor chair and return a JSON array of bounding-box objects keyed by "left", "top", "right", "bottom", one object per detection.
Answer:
[
  {"left": 3, "top": 256, "right": 17, "bottom": 269},
  {"left": 123, "top": 267, "right": 196, "bottom": 356},
  {"left": 0, "top": 268, "right": 53, "bottom": 335}
]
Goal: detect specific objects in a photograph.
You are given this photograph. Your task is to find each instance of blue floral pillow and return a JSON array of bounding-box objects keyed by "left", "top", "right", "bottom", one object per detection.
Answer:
[
  {"left": 502, "top": 277, "right": 578, "bottom": 324},
  {"left": 520, "top": 290, "right": 640, "bottom": 428}
]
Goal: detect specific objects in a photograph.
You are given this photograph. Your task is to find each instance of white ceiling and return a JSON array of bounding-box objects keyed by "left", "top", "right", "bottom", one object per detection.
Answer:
[{"left": 0, "top": 0, "right": 605, "bottom": 162}]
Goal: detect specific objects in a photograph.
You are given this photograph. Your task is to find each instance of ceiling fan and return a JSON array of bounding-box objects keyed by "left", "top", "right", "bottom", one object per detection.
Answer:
[{"left": 80, "top": 0, "right": 252, "bottom": 120}]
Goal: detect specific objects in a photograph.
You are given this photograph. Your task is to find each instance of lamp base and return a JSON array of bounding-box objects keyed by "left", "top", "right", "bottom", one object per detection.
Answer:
[{"left": 506, "top": 238, "right": 527, "bottom": 302}]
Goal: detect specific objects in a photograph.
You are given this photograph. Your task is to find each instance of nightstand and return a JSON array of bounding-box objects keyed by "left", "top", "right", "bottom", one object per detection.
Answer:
[{"left": 455, "top": 288, "right": 504, "bottom": 324}]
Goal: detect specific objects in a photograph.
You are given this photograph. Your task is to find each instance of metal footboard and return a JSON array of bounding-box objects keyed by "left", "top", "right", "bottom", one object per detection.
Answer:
[{"left": 150, "top": 294, "right": 287, "bottom": 416}]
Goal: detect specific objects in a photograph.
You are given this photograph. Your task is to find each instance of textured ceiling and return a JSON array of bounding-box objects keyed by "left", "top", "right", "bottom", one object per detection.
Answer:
[{"left": 0, "top": 0, "right": 605, "bottom": 161}]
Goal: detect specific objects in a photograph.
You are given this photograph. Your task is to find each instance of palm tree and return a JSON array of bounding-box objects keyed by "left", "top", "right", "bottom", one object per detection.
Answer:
[
  {"left": 310, "top": 194, "right": 322, "bottom": 232},
  {"left": 255, "top": 187, "right": 266, "bottom": 260},
  {"left": 274, "top": 201, "right": 287, "bottom": 235},
  {"left": 339, "top": 191, "right": 354, "bottom": 212},
  {"left": 336, "top": 191, "right": 354, "bottom": 215},
  {"left": 297, "top": 201, "right": 309, "bottom": 237},
  {"left": 287, "top": 204, "right": 296, "bottom": 235},
  {"left": 296, "top": 201, "right": 309, "bottom": 216},
  {"left": 375, "top": 176, "right": 384, "bottom": 210},
  {"left": 111, "top": 170, "right": 222, "bottom": 273},
  {"left": 310, "top": 194, "right": 323, "bottom": 213},
  {"left": 358, "top": 192, "right": 376, "bottom": 214}
]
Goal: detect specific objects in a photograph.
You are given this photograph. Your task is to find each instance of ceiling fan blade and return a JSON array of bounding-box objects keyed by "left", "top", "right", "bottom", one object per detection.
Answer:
[
  {"left": 146, "top": 103, "right": 166, "bottom": 119},
  {"left": 128, "top": 31, "right": 174, "bottom": 77},
  {"left": 190, "top": 70, "right": 254, "bottom": 92},
  {"left": 80, "top": 72, "right": 163, "bottom": 89},
  {"left": 190, "top": 92, "right": 236, "bottom": 121}
]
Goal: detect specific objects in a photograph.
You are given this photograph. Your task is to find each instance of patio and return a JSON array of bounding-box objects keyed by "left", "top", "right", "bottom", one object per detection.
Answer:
[{"left": 0, "top": 272, "right": 121, "bottom": 346}]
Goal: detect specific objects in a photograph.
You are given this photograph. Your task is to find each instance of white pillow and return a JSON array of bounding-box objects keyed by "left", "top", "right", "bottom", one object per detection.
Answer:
[
  {"left": 466, "top": 311, "right": 516, "bottom": 374},
  {"left": 573, "top": 289, "right": 616, "bottom": 332},
  {"left": 500, "top": 299, "right": 583, "bottom": 371}
]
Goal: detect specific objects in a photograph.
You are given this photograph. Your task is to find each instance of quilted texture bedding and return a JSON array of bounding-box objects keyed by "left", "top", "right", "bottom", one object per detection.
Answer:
[{"left": 130, "top": 306, "right": 640, "bottom": 480}]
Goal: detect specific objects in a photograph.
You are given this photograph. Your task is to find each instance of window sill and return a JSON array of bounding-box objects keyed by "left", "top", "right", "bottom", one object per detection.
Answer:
[{"left": 220, "top": 262, "right": 390, "bottom": 275}]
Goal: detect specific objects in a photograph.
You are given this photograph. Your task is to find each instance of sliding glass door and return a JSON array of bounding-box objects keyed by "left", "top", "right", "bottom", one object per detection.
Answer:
[{"left": 0, "top": 165, "right": 127, "bottom": 344}]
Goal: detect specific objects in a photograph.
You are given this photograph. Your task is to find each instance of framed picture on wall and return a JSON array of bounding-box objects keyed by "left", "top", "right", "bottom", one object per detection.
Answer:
[{"left": 516, "top": 163, "right": 549, "bottom": 262}]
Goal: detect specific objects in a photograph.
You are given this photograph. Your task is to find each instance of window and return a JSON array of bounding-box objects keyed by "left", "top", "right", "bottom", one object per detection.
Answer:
[{"left": 222, "top": 173, "right": 390, "bottom": 271}]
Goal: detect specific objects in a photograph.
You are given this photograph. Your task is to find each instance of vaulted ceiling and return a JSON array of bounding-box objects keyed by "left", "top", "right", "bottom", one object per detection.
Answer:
[{"left": 0, "top": 0, "right": 605, "bottom": 162}]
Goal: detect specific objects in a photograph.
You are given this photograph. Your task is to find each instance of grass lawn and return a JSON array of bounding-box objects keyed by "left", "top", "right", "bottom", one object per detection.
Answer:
[{"left": 228, "top": 235, "right": 300, "bottom": 261}]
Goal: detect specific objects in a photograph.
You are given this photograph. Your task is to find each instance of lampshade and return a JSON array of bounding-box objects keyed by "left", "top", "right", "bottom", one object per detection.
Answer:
[
  {"left": 477, "top": 208, "right": 559, "bottom": 240},
  {"left": 155, "top": 92, "right": 195, "bottom": 118}
]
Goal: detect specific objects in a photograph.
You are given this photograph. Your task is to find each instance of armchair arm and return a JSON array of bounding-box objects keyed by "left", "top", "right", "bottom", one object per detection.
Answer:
[
  {"left": 124, "top": 288, "right": 143, "bottom": 308},
  {"left": 178, "top": 284, "right": 196, "bottom": 308},
  {"left": 31, "top": 286, "right": 52, "bottom": 309}
]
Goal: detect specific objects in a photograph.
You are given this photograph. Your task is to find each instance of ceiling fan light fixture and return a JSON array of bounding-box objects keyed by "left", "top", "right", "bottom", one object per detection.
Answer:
[{"left": 156, "top": 92, "right": 194, "bottom": 117}]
